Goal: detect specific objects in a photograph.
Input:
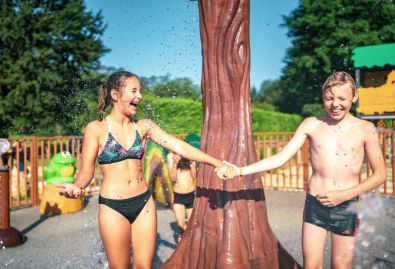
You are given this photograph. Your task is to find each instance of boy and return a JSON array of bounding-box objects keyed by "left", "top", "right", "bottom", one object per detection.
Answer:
[{"left": 220, "top": 71, "right": 386, "bottom": 269}]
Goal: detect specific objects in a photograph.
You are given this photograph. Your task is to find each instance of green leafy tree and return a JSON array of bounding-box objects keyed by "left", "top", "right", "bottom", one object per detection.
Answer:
[
  {"left": 279, "top": 0, "right": 395, "bottom": 113},
  {"left": 255, "top": 79, "right": 284, "bottom": 106},
  {"left": 0, "top": 0, "right": 108, "bottom": 136},
  {"left": 250, "top": 85, "right": 257, "bottom": 102},
  {"left": 150, "top": 77, "right": 201, "bottom": 99}
]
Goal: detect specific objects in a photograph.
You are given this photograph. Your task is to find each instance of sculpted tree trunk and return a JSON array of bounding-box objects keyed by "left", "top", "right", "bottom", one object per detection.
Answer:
[{"left": 162, "top": 0, "right": 300, "bottom": 268}]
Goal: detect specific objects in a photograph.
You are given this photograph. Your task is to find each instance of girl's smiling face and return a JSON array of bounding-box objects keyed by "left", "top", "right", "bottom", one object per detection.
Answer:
[{"left": 113, "top": 76, "right": 143, "bottom": 116}]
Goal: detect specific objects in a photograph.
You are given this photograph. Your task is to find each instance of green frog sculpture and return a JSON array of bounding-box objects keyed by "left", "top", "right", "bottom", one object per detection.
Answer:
[
  {"left": 44, "top": 151, "right": 76, "bottom": 184},
  {"left": 40, "top": 151, "right": 83, "bottom": 214}
]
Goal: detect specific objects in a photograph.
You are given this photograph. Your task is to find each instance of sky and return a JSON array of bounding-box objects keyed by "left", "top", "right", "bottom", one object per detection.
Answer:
[{"left": 84, "top": 0, "right": 299, "bottom": 89}]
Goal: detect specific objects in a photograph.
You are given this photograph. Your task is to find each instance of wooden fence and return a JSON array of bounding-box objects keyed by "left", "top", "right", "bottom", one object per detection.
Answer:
[{"left": 3, "top": 129, "right": 395, "bottom": 209}]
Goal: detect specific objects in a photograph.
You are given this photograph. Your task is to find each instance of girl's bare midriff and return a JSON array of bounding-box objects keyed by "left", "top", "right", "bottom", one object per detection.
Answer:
[
  {"left": 307, "top": 119, "right": 365, "bottom": 197},
  {"left": 99, "top": 159, "right": 148, "bottom": 199},
  {"left": 173, "top": 169, "right": 195, "bottom": 194}
]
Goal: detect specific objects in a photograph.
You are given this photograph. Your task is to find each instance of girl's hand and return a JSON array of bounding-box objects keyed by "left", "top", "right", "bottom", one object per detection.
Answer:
[
  {"left": 54, "top": 183, "right": 83, "bottom": 199},
  {"left": 216, "top": 161, "right": 238, "bottom": 180}
]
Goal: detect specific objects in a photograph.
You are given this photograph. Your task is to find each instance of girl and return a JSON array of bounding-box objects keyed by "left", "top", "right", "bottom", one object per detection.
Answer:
[{"left": 56, "top": 71, "right": 227, "bottom": 269}]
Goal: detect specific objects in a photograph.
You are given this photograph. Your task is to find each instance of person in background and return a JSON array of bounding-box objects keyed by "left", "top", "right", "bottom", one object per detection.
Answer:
[{"left": 167, "top": 152, "right": 196, "bottom": 241}]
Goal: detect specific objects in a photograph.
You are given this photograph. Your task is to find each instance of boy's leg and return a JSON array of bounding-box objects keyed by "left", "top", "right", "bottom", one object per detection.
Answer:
[
  {"left": 302, "top": 222, "right": 328, "bottom": 269},
  {"left": 331, "top": 233, "right": 355, "bottom": 269}
]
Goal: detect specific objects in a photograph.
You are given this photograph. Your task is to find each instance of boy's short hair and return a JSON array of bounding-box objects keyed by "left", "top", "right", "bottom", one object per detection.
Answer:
[{"left": 322, "top": 71, "right": 357, "bottom": 96}]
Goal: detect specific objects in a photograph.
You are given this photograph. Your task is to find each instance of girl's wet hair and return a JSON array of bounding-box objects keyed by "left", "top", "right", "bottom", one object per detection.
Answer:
[
  {"left": 322, "top": 71, "right": 357, "bottom": 96},
  {"left": 98, "top": 71, "right": 141, "bottom": 121},
  {"left": 176, "top": 157, "right": 192, "bottom": 171}
]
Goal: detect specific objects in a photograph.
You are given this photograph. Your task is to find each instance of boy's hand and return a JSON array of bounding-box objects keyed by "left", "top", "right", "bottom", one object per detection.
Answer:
[
  {"left": 317, "top": 190, "right": 349, "bottom": 207},
  {"left": 217, "top": 161, "right": 239, "bottom": 180},
  {"left": 214, "top": 162, "right": 229, "bottom": 180}
]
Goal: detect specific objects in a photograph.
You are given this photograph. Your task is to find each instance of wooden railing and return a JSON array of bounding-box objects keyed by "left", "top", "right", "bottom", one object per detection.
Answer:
[
  {"left": 3, "top": 130, "right": 395, "bottom": 209},
  {"left": 253, "top": 132, "right": 309, "bottom": 191}
]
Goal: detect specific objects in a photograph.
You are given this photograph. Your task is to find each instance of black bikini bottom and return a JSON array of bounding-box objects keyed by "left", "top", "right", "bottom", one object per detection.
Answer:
[
  {"left": 99, "top": 189, "right": 151, "bottom": 223},
  {"left": 173, "top": 191, "right": 195, "bottom": 209},
  {"left": 303, "top": 193, "right": 359, "bottom": 236}
]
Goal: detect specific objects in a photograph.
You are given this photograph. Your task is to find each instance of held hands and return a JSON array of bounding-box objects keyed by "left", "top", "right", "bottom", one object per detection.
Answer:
[
  {"left": 215, "top": 161, "right": 240, "bottom": 180},
  {"left": 317, "top": 190, "right": 349, "bottom": 207},
  {"left": 54, "top": 183, "right": 84, "bottom": 199}
]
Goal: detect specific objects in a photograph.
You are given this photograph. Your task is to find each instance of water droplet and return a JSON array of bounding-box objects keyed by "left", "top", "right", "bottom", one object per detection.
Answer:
[{"left": 361, "top": 240, "right": 370, "bottom": 247}]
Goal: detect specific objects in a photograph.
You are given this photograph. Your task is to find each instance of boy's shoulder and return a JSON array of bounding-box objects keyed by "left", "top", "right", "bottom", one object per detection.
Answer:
[
  {"left": 298, "top": 117, "right": 322, "bottom": 135},
  {"left": 299, "top": 116, "right": 322, "bottom": 131},
  {"left": 350, "top": 117, "right": 376, "bottom": 133}
]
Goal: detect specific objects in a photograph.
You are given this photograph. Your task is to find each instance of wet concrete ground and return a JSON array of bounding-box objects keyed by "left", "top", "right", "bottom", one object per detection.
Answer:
[{"left": 1, "top": 189, "right": 394, "bottom": 268}]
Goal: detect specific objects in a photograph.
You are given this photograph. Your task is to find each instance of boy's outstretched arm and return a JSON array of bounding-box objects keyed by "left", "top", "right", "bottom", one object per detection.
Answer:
[
  {"left": 318, "top": 122, "right": 387, "bottom": 206},
  {"left": 224, "top": 119, "right": 311, "bottom": 178}
]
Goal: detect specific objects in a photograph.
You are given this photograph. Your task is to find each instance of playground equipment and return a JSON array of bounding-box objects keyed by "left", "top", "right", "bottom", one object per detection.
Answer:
[
  {"left": 144, "top": 141, "right": 173, "bottom": 206},
  {"left": 0, "top": 139, "right": 24, "bottom": 247},
  {"left": 39, "top": 151, "right": 83, "bottom": 215},
  {"left": 352, "top": 43, "right": 395, "bottom": 120},
  {"left": 144, "top": 134, "right": 201, "bottom": 207}
]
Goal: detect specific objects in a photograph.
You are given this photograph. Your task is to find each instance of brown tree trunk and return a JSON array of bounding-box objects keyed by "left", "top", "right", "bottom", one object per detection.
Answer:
[{"left": 162, "top": 1, "right": 300, "bottom": 268}]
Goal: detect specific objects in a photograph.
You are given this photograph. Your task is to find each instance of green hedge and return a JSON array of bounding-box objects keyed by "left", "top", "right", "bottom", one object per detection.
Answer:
[
  {"left": 252, "top": 109, "right": 302, "bottom": 132},
  {"left": 137, "top": 95, "right": 302, "bottom": 134}
]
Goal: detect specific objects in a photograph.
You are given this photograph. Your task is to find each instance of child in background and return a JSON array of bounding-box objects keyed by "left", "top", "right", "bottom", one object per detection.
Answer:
[{"left": 167, "top": 152, "right": 196, "bottom": 241}]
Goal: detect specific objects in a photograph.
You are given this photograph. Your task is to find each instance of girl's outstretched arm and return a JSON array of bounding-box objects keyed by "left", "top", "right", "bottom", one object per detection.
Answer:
[{"left": 141, "top": 119, "right": 224, "bottom": 170}]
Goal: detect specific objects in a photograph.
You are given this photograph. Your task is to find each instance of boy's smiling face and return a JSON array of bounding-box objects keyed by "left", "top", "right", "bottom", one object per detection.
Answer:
[{"left": 322, "top": 83, "right": 358, "bottom": 121}]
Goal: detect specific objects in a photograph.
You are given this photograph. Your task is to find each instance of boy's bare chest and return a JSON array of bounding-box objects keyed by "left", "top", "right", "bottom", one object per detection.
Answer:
[{"left": 309, "top": 126, "right": 364, "bottom": 154}]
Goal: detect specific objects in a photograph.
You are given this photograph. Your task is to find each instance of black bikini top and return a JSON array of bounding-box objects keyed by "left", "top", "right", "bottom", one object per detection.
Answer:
[{"left": 97, "top": 119, "right": 144, "bottom": 165}]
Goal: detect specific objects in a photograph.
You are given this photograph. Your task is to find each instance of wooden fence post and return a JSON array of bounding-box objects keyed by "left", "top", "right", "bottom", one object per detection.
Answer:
[{"left": 30, "top": 137, "right": 39, "bottom": 206}]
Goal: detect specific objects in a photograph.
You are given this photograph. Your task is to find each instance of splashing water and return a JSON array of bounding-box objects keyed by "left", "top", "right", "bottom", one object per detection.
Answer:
[{"left": 348, "top": 192, "right": 395, "bottom": 269}]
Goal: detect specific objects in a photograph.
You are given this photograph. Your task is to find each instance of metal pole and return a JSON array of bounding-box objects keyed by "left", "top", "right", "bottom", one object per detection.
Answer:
[{"left": 0, "top": 148, "right": 24, "bottom": 248}]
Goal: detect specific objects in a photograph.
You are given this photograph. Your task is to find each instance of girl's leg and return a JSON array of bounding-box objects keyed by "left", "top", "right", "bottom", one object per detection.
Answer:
[
  {"left": 131, "top": 197, "right": 157, "bottom": 269},
  {"left": 99, "top": 205, "right": 132, "bottom": 269},
  {"left": 331, "top": 233, "right": 355, "bottom": 269},
  {"left": 173, "top": 203, "right": 187, "bottom": 234},
  {"left": 302, "top": 222, "right": 328, "bottom": 269}
]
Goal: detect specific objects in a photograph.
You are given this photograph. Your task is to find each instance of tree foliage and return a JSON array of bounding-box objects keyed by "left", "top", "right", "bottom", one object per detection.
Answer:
[
  {"left": 278, "top": 0, "right": 395, "bottom": 113},
  {"left": 145, "top": 76, "right": 201, "bottom": 99},
  {"left": 0, "top": 0, "right": 108, "bottom": 136}
]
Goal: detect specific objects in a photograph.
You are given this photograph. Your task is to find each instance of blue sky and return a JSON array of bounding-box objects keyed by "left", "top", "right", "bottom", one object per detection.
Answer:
[{"left": 85, "top": 0, "right": 298, "bottom": 89}]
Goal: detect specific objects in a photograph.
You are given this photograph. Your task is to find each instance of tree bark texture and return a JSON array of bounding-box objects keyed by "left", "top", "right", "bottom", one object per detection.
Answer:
[{"left": 162, "top": 1, "right": 300, "bottom": 268}]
